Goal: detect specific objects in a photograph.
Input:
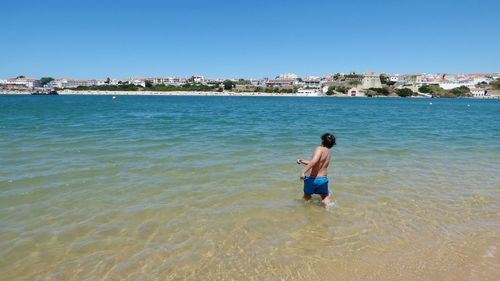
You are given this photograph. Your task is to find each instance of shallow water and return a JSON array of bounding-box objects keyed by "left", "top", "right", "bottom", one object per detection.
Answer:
[{"left": 1, "top": 95, "right": 499, "bottom": 280}]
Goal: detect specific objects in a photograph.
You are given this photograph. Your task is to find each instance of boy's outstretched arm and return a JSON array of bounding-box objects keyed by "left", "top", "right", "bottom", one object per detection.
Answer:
[{"left": 296, "top": 159, "right": 310, "bottom": 165}]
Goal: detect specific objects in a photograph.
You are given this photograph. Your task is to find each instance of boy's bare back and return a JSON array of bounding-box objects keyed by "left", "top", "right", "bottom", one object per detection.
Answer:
[{"left": 308, "top": 146, "right": 331, "bottom": 178}]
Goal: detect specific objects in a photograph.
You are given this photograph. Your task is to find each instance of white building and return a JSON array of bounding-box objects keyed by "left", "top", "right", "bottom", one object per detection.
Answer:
[
  {"left": 304, "top": 75, "right": 320, "bottom": 80},
  {"left": 47, "top": 79, "right": 63, "bottom": 88},
  {"left": 277, "top": 73, "right": 298, "bottom": 80},
  {"left": 139, "top": 77, "right": 185, "bottom": 85},
  {"left": 348, "top": 87, "right": 365, "bottom": 97},
  {"left": 206, "top": 78, "right": 224, "bottom": 84},
  {"left": 470, "top": 88, "right": 486, "bottom": 97},
  {"left": 472, "top": 76, "right": 492, "bottom": 85},
  {"left": 250, "top": 79, "right": 267, "bottom": 87},
  {"left": 389, "top": 76, "right": 399, "bottom": 82},
  {"left": 303, "top": 79, "right": 321, "bottom": 88},
  {"left": 265, "top": 79, "right": 295, "bottom": 88},
  {"left": 297, "top": 88, "right": 321, "bottom": 96},
  {"left": 95, "top": 79, "right": 119, "bottom": 86},
  {"left": 66, "top": 79, "right": 97, "bottom": 88},
  {"left": 6, "top": 77, "right": 40, "bottom": 88},
  {"left": 190, "top": 75, "right": 205, "bottom": 83},
  {"left": 439, "top": 80, "right": 475, "bottom": 90},
  {"left": 48, "top": 78, "right": 101, "bottom": 88},
  {"left": 400, "top": 74, "right": 423, "bottom": 85},
  {"left": 126, "top": 79, "right": 146, "bottom": 87}
]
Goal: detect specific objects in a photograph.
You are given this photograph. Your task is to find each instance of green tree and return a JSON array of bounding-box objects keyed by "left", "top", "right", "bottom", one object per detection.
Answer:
[
  {"left": 145, "top": 80, "right": 153, "bottom": 88},
  {"left": 40, "top": 77, "right": 55, "bottom": 86},
  {"left": 16, "top": 75, "right": 25, "bottom": 79},
  {"left": 418, "top": 85, "right": 433, "bottom": 93},
  {"left": 223, "top": 80, "right": 235, "bottom": 90},
  {"left": 75, "top": 84, "right": 140, "bottom": 91},
  {"left": 369, "top": 87, "right": 389, "bottom": 96},
  {"left": 395, "top": 88, "right": 415, "bottom": 97},
  {"left": 326, "top": 85, "right": 348, "bottom": 95},
  {"left": 491, "top": 78, "right": 500, "bottom": 90},
  {"left": 476, "top": 81, "right": 488, "bottom": 87},
  {"left": 380, "top": 75, "right": 389, "bottom": 84},
  {"left": 326, "top": 86, "right": 335, "bottom": 95},
  {"left": 380, "top": 75, "right": 396, "bottom": 86},
  {"left": 345, "top": 73, "right": 362, "bottom": 79},
  {"left": 236, "top": 79, "right": 251, "bottom": 85},
  {"left": 449, "top": 86, "right": 470, "bottom": 97},
  {"left": 426, "top": 85, "right": 448, "bottom": 97},
  {"left": 337, "top": 86, "right": 348, "bottom": 94}
]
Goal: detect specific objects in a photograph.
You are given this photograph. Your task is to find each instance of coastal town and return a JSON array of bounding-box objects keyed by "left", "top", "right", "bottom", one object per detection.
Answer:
[{"left": 1, "top": 72, "right": 499, "bottom": 98}]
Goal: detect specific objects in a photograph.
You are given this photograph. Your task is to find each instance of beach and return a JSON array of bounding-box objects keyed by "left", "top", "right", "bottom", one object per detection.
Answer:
[
  {"left": 3, "top": 89, "right": 499, "bottom": 99},
  {"left": 1, "top": 90, "right": 299, "bottom": 97},
  {"left": 1, "top": 95, "right": 499, "bottom": 280}
]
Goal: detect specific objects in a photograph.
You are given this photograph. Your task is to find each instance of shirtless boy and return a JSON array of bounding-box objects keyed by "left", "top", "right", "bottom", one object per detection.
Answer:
[{"left": 297, "top": 133, "right": 336, "bottom": 207}]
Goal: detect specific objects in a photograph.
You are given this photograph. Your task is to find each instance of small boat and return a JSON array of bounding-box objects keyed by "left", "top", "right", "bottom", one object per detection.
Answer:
[{"left": 31, "top": 90, "right": 59, "bottom": 95}]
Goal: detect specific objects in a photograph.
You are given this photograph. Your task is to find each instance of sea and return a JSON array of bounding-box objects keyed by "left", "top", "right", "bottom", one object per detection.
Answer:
[{"left": 1, "top": 95, "right": 499, "bottom": 280}]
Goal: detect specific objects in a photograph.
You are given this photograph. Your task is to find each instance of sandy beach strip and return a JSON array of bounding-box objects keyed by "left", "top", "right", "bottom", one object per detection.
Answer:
[{"left": 3, "top": 90, "right": 498, "bottom": 98}]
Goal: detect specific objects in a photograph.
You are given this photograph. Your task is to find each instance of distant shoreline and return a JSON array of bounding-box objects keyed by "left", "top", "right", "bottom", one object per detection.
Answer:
[
  {"left": 0, "top": 90, "right": 398, "bottom": 97},
  {"left": 63, "top": 90, "right": 300, "bottom": 97},
  {"left": 1, "top": 90, "right": 499, "bottom": 98},
  {"left": 0, "top": 90, "right": 337, "bottom": 97}
]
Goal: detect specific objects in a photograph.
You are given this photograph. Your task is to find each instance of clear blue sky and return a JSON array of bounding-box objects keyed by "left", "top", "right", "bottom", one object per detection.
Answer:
[{"left": 1, "top": 0, "right": 499, "bottom": 79}]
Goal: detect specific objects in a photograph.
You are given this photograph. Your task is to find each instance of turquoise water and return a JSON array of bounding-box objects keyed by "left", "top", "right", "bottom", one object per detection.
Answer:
[{"left": 1, "top": 95, "right": 499, "bottom": 280}]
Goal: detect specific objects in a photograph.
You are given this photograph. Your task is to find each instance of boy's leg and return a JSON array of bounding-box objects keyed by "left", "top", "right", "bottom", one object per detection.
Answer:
[
  {"left": 303, "top": 181, "right": 312, "bottom": 201},
  {"left": 320, "top": 194, "right": 330, "bottom": 207},
  {"left": 319, "top": 182, "right": 330, "bottom": 207},
  {"left": 303, "top": 193, "right": 312, "bottom": 201}
]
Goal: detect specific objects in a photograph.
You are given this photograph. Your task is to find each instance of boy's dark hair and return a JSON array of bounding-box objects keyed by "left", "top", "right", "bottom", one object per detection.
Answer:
[{"left": 321, "top": 133, "right": 336, "bottom": 148}]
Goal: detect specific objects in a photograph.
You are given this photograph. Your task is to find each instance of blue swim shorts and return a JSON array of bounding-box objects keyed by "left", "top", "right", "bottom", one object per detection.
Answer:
[{"left": 303, "top": 176, "right": 329, "bottom": 195}]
